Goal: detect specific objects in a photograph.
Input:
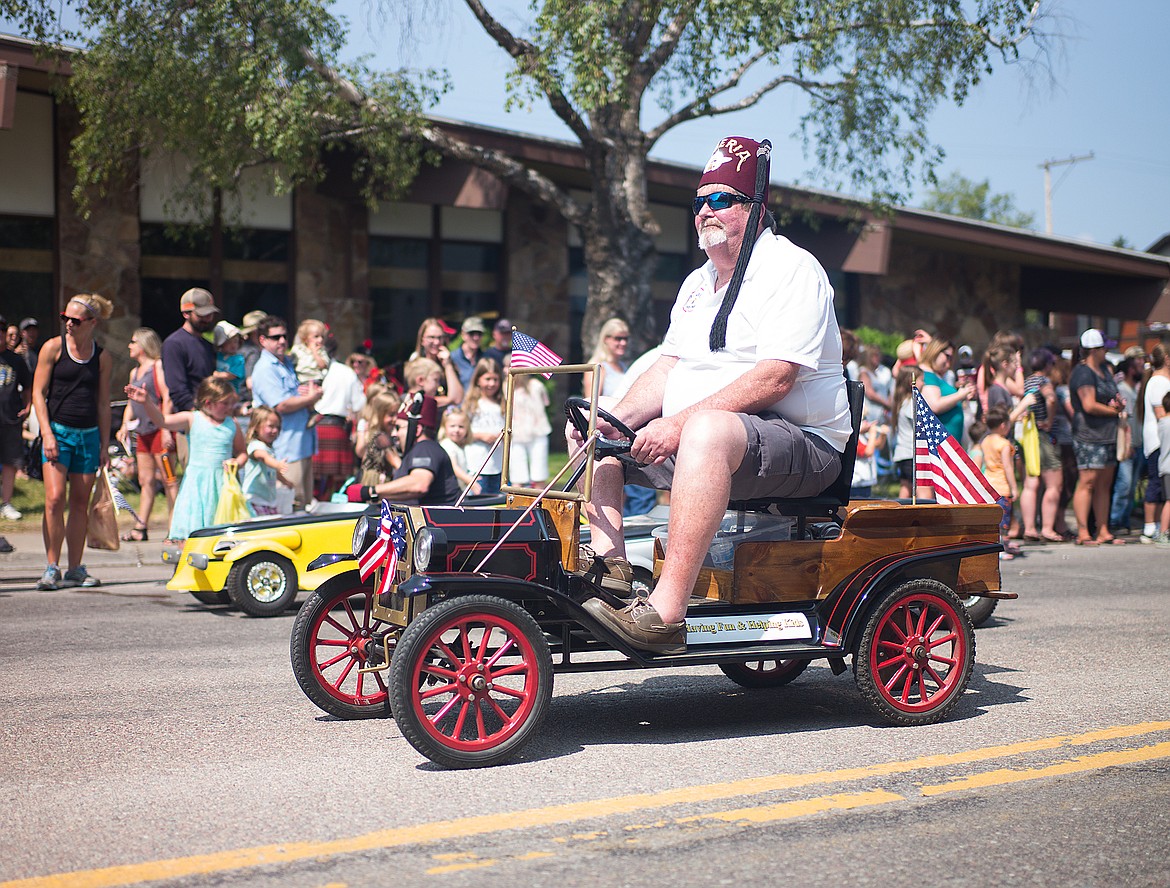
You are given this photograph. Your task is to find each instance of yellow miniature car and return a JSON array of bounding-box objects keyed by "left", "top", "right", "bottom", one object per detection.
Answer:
[{"left": 165, "top": 504, "right": 372, "bottom": 617}]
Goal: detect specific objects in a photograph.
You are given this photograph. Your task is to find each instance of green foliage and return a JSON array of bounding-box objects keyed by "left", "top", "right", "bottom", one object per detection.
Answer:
[
  {"left": 852, "top": 326, "right": 906, "bottom": 358},
  {"left": 515, "top": 0, "right": 1045, "bottom": 205},
  {"left": 922, "top": 171, "right": 1036, "bottom": 228},
  {"left": 52, "top": 1, "right": 442, "bottom": 219}
]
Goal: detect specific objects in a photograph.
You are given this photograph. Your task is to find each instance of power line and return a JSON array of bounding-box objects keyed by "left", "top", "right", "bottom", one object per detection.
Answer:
[{"left": 1038, "top": 152, "right": 1094, "bottom": 235}]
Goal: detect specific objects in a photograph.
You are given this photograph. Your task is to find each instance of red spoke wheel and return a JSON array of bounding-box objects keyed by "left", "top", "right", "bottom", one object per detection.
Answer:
[
  {"left": 389, "top": 595, "right": 553, "bottom": 769},
  {"left": 719, "top": 659, "right": 809, "bottom": 689},
  {"left": 854, "top": 579, "right": 974, "bottom": 726},
  {"left": 290, "top": 576, "right": 394, "bottom": 719}
]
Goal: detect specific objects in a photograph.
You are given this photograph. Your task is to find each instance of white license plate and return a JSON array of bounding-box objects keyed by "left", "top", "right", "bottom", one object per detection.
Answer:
[{"left": 684, "top": 612, "right": 812, "bottom": 645}]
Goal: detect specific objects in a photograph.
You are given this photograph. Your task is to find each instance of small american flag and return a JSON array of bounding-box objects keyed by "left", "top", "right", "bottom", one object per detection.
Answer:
[
  {"left": 375, "top": 514, "right": 407, "bottom": 598},
  {"left": 914, "top": 387, "right": 1000, "bottom": 505},
  {"left": 108, "top": 472, "right": 144, "bottom": 526},
  {"left": 358, "top": 501, "right": 393, "bottom": 581},
  {"left": 510, "top": 330, "right": 562, "bottom": 379}
]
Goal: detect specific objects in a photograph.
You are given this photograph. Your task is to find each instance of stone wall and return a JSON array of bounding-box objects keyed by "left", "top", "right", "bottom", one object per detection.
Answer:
[
  {"left": 504, "top": 189, "right": 570, "bottom": 352},
  {"left": 856, "top": 238, "right": 1025, "bottom": 348},
  {"left": 55, "top": 101, "right": 141, "bottom": 393},
  {"left": 293, "top": 186, "right": 369, "bottom": 352}
]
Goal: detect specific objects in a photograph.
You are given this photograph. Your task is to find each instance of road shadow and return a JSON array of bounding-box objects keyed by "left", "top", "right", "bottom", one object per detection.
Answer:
[{"left": 483, "top": 657, "right": 1031, "bottom": 767}]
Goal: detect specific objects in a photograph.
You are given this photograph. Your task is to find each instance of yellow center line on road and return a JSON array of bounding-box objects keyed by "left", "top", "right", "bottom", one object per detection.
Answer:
[
  {"left": 687, "top": 789, "right": 906, "bottom": 824},
  {"left": 920, "top": 740, "right": 1170, "bottom": 796},
  {"left": 5, "top": 721, "right": 1169, "bottom": 888}
]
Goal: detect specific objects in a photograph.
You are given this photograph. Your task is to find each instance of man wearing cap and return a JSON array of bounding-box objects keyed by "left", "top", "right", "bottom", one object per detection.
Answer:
[
  {"left": 578, "top": 135, "right": 850, "bottom": 654},
  {"left": 1110, "top": 345, "right": 1146, "bottom": 532},
  {"left": 251, "top": 315, "right": 321, "bottom": 510},
  {"left": 17, "top": 318, "right": 39, "bottom": 376},
  {"left": 451, "top": 317, "right": 487, "bottom": 392},
  {"left": 359, "top": 395, "right": 459, "bottom": 505},
  {"left": 162, "top": 288, "right": 219, "bottom": 413},
  {"left": 484, "top": 318, "right": 512, "bottom": 365},
  {"left": 236, "top": 309, "right": 268, "bottom": 396}
]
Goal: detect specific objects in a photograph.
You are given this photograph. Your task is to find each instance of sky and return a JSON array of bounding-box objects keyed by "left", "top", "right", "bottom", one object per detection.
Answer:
[{"left": 330, "top": 0, "right": 1169, "bottom": 251}]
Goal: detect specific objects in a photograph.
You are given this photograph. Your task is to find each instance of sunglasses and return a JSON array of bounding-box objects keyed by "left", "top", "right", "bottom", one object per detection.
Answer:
[
  {"left": 60, "top": 313, "right": 91, "bottom": 325},
  {"left": 692, "top": 191, "right": 751, "bottom": 214},
  {"left": 465, "top": 330, "right": 483, "bottom": 337},
  {"left": 263, "top": 332, "right": 288, "bottom": 341}
]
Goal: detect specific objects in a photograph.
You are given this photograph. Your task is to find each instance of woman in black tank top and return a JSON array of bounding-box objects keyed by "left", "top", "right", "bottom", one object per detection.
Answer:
[{"left": 31, "top": 293, "right": 115, "bottom": 591}]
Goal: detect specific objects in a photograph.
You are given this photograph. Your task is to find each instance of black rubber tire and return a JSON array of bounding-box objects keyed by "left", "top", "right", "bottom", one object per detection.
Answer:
[
  {"left": 389, "top": 595, "right": 553, "bottom": 769},
  {"left": 854, "top": 579, "right": 975, "bottom": 726},
  {"left": 189, "top": 590, "right": 231, "bottom": 606},
  {"left": 963, "top": 594, "right": 999, "bottom": 627},
  {"left": 290, "top": 577, "right": 392, "bottom": 719},
  {"left": 225, "top": 553, "right": 298, "bottom": 617},
  {"left": 719, "top": 659, "right": 809, "bottom": 689}
]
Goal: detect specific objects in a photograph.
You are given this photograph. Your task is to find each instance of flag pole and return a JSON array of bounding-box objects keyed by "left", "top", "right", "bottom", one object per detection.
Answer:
[{"left": 911, "top": 369, "right": 918, "bottom": 505}]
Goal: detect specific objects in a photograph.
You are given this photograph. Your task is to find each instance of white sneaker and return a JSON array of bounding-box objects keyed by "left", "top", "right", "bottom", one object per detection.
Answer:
[
  {"left": 1140, "top": 532, "right": 1161, "bottom": 545},
  {"left": 0, "top": 502, "right": 22, "bottom": 521}
]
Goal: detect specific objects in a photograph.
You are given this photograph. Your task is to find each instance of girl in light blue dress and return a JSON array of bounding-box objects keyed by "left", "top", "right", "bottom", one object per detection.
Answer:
[{"left": 126, "top": 376, "right": 243, "bottom": 543}]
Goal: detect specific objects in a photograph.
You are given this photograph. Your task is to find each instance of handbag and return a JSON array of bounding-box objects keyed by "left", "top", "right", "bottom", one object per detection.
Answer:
[
  {"left": 86, "top": 466, "right": 121, "bottom": 550},
  {"left": 214, "top": 463, "right": 252, "bottom": 525},
  {"left": 1020, "top": 412, "right": 1041, "bottom": 478}
]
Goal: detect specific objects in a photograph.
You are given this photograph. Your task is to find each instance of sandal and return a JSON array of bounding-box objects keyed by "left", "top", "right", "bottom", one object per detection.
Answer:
[
  {"left": 1096, "top": 535, "right": 1126, "bottom": 546},
  {"left": 1022, "top": 532, "right": 1042, "bottom": 542},
  {"left": 1039, "top": 532, "right": 1066, "bottom": 543},
  {"left": 1075, "top": 537, "right": 1099, "bottom": 547},
  {"left": 120, "top": 526, "right": 149, "bottom": 542}
]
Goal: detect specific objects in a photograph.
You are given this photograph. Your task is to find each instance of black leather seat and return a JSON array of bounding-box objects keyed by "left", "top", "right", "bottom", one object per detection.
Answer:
[{"left": 728, "top": 379, "right": 866, "bottom": 534}]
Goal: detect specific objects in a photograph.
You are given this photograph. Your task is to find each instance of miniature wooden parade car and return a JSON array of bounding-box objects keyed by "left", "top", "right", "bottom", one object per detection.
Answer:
[{"left": 290, "top": 371, "right": 1011, "bottom": 768}]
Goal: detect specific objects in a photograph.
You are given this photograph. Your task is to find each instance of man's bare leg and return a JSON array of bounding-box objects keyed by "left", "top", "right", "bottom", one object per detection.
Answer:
[
  {"left": 648, "top": 411, "right": 746, "bottom": 623},
  {"left": 584, "top": 456, "right": 627, "bottom": 559}
]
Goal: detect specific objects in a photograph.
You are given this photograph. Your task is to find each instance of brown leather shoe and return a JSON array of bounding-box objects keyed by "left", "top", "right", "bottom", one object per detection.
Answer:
[
  {"left": 582, "top": 597, "right": 686, "bottom": 654},
  {"left": 573, "top": 545, "right": 633, "bottom": 594}
]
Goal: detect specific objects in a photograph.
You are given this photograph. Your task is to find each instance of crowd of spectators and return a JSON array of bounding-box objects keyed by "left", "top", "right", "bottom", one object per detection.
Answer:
[{"left": 842, "top": 325, "right": 1170, "bottom": 552}]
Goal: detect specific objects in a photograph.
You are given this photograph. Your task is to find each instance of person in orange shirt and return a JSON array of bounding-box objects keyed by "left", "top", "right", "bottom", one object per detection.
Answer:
[{"left": 980, "top": 405, "right": 1018, "bottom": 560}]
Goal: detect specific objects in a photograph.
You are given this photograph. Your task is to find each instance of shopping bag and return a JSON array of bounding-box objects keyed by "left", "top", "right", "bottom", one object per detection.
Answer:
[
  {"left": 87, "top": 466, "right": 121, "bottom": 550},
  {"left": 213, "top": 463, "right": 252, "bottom": 525},
  {"left": 1020, "top": 412, "right": 1041, "bottom": 478}
]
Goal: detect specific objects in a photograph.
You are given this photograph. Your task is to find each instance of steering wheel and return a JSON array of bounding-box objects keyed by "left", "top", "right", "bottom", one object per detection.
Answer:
[{"left": 564, "top": 397, "right": 637, "bottom": 459}]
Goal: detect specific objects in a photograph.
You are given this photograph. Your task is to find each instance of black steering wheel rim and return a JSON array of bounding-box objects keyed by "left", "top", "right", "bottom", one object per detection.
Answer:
[{"left": 564, "top": 397, "right": 636, "bottom": 458}]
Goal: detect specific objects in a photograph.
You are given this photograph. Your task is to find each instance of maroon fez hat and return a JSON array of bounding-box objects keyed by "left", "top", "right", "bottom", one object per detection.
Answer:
[{"left": 697, "top": 136, "right": 770, "bottom": 203}]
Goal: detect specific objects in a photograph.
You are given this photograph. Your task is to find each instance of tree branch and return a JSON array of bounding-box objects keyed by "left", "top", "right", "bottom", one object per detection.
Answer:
[
  {"left": 460, "top": 0, "right": 593, "bottom": 146},
  {"left": 632, "top": 0, "right": 699, "bottom": 88},
  {"left": 417, "top": 123, "right": 589, "bottom": 226},
  {"left": 300, "top": 40, "right": 586, "bottom": 225}
]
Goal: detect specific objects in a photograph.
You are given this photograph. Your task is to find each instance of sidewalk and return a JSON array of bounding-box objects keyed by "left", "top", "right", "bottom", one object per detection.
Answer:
[{"left": 0, "top": 526, "right": 170, "bottom": 569}]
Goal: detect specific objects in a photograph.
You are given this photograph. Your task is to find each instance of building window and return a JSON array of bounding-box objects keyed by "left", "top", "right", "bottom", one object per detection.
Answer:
[
  {"left": 139, "top": 222, "right": 289, "bottom": 333},
  {"left": 0, "top": 214, "right": 54, "bottom": 327},
  {"left": 367, "top": 204, "right": 505, "bottom": 363}
]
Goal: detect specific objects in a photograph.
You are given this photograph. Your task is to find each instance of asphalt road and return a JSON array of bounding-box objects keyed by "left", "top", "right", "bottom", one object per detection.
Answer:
[{"left": 2, "top": 540, "right": 1169, "bottom": 887}]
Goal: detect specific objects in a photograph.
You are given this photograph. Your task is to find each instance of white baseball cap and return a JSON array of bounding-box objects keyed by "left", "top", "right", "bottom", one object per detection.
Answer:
[{"left": 1079, "top": 328, "right": 1105, "bottom": 350}]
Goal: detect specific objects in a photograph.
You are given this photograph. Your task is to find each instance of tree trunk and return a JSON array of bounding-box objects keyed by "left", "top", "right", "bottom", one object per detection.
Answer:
[{"left": 579, "top": 119, "right": 661, "bottom": 359}]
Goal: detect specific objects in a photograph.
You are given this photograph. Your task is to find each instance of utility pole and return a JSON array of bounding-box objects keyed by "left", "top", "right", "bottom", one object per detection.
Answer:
[{"left": 1039, "top": 152, "right": 1094, "bottom": 234}]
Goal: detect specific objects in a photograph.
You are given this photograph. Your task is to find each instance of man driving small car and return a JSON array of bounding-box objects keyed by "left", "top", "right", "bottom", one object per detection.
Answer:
[
  {"left": 359, "top": 395, "right": 460, "bottom": 506},
  {"left": 578, "top": 135, "right": 852, "bottom": 654}
]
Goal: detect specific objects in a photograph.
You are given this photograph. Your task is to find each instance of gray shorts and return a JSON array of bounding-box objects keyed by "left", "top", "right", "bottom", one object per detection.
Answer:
[{"left": 623, "top": 413, "right": 843, "bottom": 500}]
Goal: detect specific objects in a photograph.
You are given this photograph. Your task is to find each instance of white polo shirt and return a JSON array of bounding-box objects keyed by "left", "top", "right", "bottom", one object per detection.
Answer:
[{"left": 660, "top": 231, "right": 851, "bottom": 451}]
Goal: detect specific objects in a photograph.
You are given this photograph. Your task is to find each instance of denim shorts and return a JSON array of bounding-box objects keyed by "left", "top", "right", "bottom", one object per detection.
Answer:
[
  {"left": 1147, "top": 450, "right": 1164, "bottom": 503},
  {"left": 46, "top": 421, "right": 102, "bottom": 475},
  {"left": 1073, "top": 439, "right": 1115, "bottom": 472}
]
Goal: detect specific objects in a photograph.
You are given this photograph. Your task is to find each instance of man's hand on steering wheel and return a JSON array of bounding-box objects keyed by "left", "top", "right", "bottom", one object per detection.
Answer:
[
  {"left": 628, "top": 415, "right": 682, "bottom": 466},
  {"left": 564, "top": 398, "right": 636, "bottom": 460}
]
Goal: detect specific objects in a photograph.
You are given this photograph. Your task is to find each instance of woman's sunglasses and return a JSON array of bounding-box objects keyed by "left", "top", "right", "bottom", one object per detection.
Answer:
[
  {"left": 692, "top": 192, "right": 751, "bottom": 214},
  {"left": 60, "top": 313, "right": 92, "bottom": 325}
]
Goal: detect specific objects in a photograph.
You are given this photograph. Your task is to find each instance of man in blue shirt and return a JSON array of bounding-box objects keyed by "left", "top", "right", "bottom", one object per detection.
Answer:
[
  {"left": 449, "top": 316, "right": 486, "bottom": 393},
  {"left": 251, "top": 316, "right": 322, "bottom": 510}
]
